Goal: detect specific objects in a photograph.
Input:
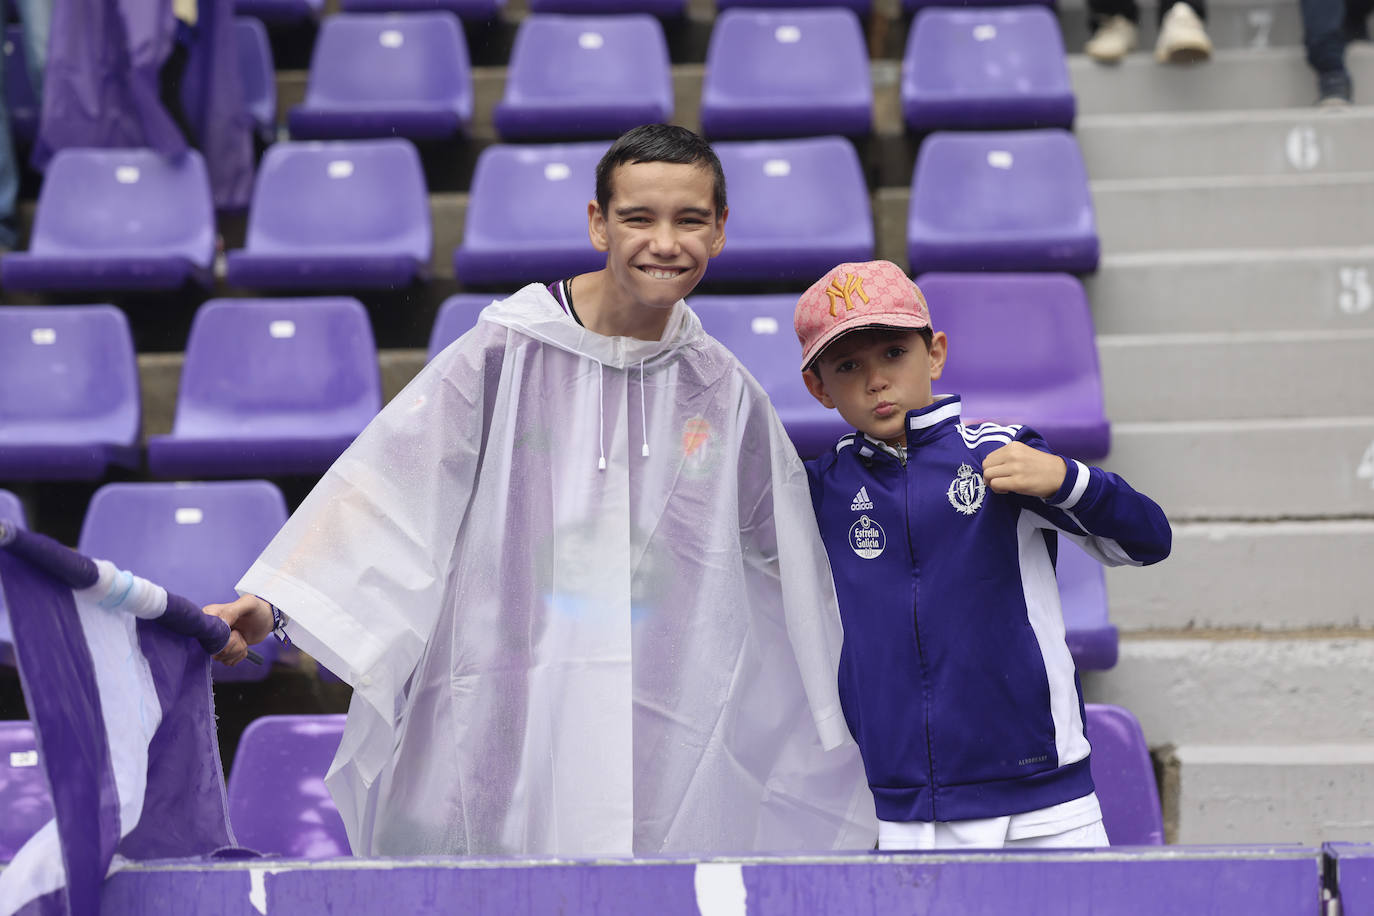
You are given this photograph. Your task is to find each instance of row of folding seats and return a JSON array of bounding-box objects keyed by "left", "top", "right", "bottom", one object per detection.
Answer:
[
  {"left": 0, "top": 699, "right": 1160, "bottom": 861},
  {"left": 227, "top": 8, "right": 1074, "bottom": 146},
  {"left": 0, "top": 132, "right": 1097, "bottom": 292},
  {"left": 0, "top": 269, "right": 1106, "bottom": 485},
  {"left": 235, "top": 0, "right": 1053, "bottom": 22}
]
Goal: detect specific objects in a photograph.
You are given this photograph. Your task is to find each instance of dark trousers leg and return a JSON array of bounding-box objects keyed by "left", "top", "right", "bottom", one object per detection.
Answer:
[
  {"left": 1302, "top": 0, "right": 1348, "bottom": 73},
  {"left": 1160, "top": 0, "right": 1208, "bottom": 24}
]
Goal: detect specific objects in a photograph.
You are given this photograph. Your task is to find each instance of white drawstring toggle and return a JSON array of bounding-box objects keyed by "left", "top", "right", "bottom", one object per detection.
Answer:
[
  {"left": 596, "top": 359, "right": 607, "bottom": 472},
  {"left": 639, "top": 358, "right": 650, "bottom": 458}
]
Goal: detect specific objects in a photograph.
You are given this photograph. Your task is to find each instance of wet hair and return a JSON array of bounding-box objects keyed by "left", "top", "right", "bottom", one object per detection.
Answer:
[
  {"left": 809, "top": 326, "right": 935, "bottom": 379},
  {"left": 595, "top": 124, "right": 728, "bottom": 219}
]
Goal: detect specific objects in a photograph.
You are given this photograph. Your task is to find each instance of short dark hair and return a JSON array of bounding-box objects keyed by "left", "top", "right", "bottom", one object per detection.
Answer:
[{"left": 595, "top": 124, "right": 728, "bottom": 219}]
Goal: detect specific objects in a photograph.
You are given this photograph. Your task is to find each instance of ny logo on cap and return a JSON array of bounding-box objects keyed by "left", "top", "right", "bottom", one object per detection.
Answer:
[{"left": 826, "top": 273, "right": 869, "bottom": 317}]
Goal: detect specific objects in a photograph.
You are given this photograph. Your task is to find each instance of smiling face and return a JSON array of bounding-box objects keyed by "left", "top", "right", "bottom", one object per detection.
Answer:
[
  {"left": 588, "top": 160, "right": 728, "bottom": 313},
  {"left": 804, "top": 327, "right": 948, "bottom": 447}
]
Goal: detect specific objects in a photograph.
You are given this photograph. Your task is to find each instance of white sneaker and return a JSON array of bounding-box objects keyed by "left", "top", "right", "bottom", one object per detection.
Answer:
[
  {"left": 1155, "top": 2, "right": 1213, "bottom": 63},
  {"left": 1085, "top": 15, "right": 1139, "bottom": 63}
]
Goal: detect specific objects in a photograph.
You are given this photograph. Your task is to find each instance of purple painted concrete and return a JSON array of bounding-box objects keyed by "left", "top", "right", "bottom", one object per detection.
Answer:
[
  {"left": 76, "top": 481, "right": 288, "bottom": 682},
  {"left": 0, "top": 148, "right": 215, "bottom": 291},
  {"left": 226, "top": 139, "right": 431, "bottom": 290},
  {"left": 234, "top": 17, "right": 276, "bottom": 143},
  {"left": 227, "top": 715, "right": 351, "bottom": 858},
  {"left": 690, "top": 294, "right": 847, "bottom": 459},
  {"left": 340, "top": 0, "right": 505, "bottom": 22},
  {"left": 147, "top": 298, "right": 382, "bottom": 479},
  {"left": 918, "top": 272, "right": 1110, "bottom": 459},
  {"left": 0, "top": 305, "right": 142, "bottom": 480},
  {"left": 429, "top": 293, "right": 501, "bottom": 360},
  {"left": 0, "top": 720, "right": 53, "bottom": 862},
  {"left": 908, "top": 130, "right": 1099, "bottom": 275},
  {"left": 495, "top": 15, "right": 671, "bottom": 141},
  {"left": 454, "top": 142, "right": 608, "bottom": 285},
  {"left": 1330, "top": 844, "right": 1374, "bottom": 915},
  {"left": 1058, "top": 539, "right": 1118, "bottom": 671},
  {"left": 1084, "top": 704, "right": 1164, "bottom": 846},
  {"left": 289, "top": 12, "right": 473, "bottom": 141},
  {"left": 701, "top": 9, "right": 870, "bottom": 140},
  {"left": 902, "top": 8, "right": 1074, "bottom": 131},
  {"left": 97, "top": 848, "right": 1323, "bottom": 914},
  {"left": 708, "top": 137, "right": 873, "bottom": 283}
]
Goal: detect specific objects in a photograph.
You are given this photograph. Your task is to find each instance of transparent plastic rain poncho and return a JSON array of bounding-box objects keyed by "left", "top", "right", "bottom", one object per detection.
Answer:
[{"left": 238, "top": 284, "right": 878, "bottom": 856}]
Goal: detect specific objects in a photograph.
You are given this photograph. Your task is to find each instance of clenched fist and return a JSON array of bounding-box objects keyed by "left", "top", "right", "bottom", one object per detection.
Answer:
[
  {"left": 981, "top": 442, "right": 1067, "bottom": 499},
  {"left": 203, "top": 594, "right": 274, "bottom": 666}
]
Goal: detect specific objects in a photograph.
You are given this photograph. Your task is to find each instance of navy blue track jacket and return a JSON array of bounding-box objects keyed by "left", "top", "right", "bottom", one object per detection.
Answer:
[{"left": 805, "top": 396, "right": 1171, "bottom": 823}]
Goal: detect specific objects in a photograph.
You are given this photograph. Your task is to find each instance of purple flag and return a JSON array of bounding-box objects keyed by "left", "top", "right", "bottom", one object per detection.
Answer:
[{"left": 0, "top": 526, "right": 235, "bottom": 916}]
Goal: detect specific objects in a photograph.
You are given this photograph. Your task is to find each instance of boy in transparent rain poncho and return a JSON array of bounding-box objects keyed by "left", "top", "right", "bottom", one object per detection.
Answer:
[{"left": 206, "top": 125, "right": 877, "bottom": 858}]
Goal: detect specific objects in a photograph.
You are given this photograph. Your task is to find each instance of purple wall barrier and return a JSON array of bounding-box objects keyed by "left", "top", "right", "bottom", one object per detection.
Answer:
[
  {"left": 96, "top": 847, "right": 1323, "bottom": 915},
  {"left": 1330, "top": 843, "right": 1374, "bottom": 915}
]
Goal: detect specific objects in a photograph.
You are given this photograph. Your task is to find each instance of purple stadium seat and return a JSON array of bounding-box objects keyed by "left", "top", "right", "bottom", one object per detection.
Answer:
[
  {"left": 909, "top": 130, "right": 1099, "bottom": 274},
  {"left": 341, "top": 0, "right": 503, "bottom": 19},
  {"left": 0, "top": 306, "right": 141, "bottom": 480},
  {"left": 0, "top": 490, "right": 26, "bottom": 669},
  {"left": 228, "top": 714, "right": 350, "bottom": 858},
  {"left": 717, "top": 0, "right": 869, "bottom": 17},
  {"left": 147, "top": 298, "right": 382, "bottom": 479},
  {"left": 701, "top": 9, "right": 871, "bottom": 140},
  {"left": 1058, "top": 538, "right": 1118, "bottom": 671},
  {"left": 691, "top": 295, "right": 846, "bottom": 458},
  {"left": 226, "top": 139, "right": 432, "bottom": 289},
  {"left": 3, "top": 25, "right": 39, "bottom": 145},
  {"left": 454, "top": 142, "right": 607, "bottom": 285},
  {"left": 708, "top": 137, "right": 874, "bottom": 283},
  {"left": 494, "top": 15, "right": 671, "bottom": 141},
  {"left": 902, "top": 8, "right": 1075, "bottom": 131},
  {"left": 234, "top": 17, "right": 277, "bottom": 144},
  {"left": 288, "top": 12, "right": 473, "bottom": 141},
  {"left": 0, "top": 148, "right": 215, "bottom": 291},
  {"left": 428, "top": 293, "right": 499, "bottom": 360},
  {"left": 76, "top": 480, "right": 289, "bottom": 682},
  {"left": 529, "top": 0, "right": 684, "bottom": 17},
  {"left": 0, "top": 721, "right": 54, "bottom": 862},
  {"left": 921, "top": 272, "right": 1110, "bottom": 459},
  {"left": 1084, "top": 703, "right": 1165, "bottom": 845},
  {"left": 234, "top": 0, "right": 323, "bottom": 25}
]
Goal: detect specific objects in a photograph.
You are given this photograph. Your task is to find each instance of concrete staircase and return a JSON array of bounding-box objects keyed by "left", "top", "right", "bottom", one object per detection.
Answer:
[{"left": 1069, "top": 43, "right": 1374, "bottom": 843}]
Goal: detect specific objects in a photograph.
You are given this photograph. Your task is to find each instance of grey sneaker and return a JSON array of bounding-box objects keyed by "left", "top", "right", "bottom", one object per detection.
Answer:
[
  {"left": 1318, "top": 69, "right": 1354, "bottom": 106},
  {"left": 1155, "top": 2, "right": 1213, "bottom": 64},
  {"left": 1086, "top": 15, "right": 1139, "bottom": 63}
]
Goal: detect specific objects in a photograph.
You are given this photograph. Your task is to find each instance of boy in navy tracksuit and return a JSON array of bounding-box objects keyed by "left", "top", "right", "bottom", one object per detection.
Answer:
[{"left": 794, "top": 260, "right": 1172, "bottom": 850}]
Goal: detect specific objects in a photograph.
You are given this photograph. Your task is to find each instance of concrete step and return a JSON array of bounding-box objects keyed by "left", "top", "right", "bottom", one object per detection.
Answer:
[
  {"left": 1092, "top": 172, "right": 1374, "bottom": 254},
  {"left": 1072, "top": 45, "right": 1374, "bottom": 115},
  {"left": 1080, "top": 636, "right": 1374, "bottom": 745},
  {"left": 1058, "top": 3, "right": 1306, "bottom": 55},
  {"left": 1104, "top": 417, "right": 1374, "bottom": 519},
  {"left": 1086, "top": 247, "right": 1374, "bottom": 334},
  {"left": 1104, "top": 520, "right": 1374, "bottom": 630},
  {"left": 1160, "top": 744, "right": 1374, "bottom": 844},
  {"left": 1098, "top": 329, "right": 1374, "bottom": 421},
  {"left": 1078, "top": 108, "right": 1374, "bottom": 180}
]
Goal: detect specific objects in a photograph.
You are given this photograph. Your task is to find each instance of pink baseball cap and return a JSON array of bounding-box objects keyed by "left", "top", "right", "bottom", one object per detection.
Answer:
[{"left": 794, "top": 260, "right": 932, "bottom": 370}]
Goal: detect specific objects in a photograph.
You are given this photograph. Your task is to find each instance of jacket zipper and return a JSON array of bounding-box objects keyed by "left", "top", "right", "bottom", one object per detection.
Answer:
[{"left": 903, "top": 456, "right": 939, "bottom": 820}]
